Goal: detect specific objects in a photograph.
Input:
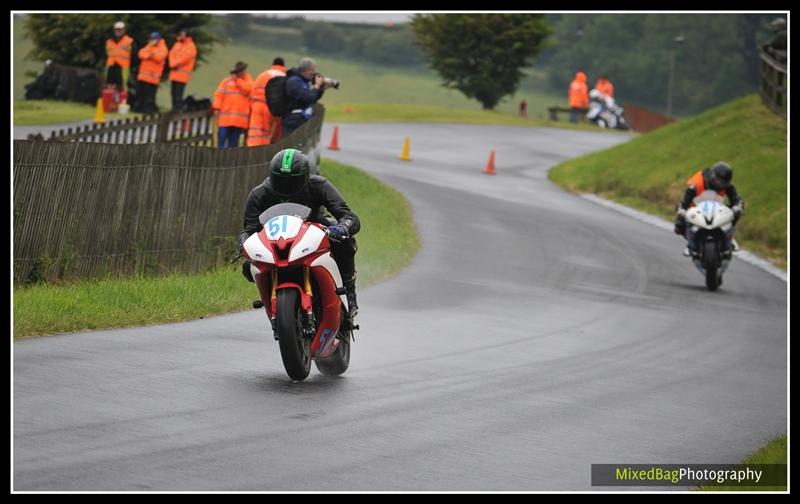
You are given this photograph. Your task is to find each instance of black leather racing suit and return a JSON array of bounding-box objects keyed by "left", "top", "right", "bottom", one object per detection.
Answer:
[{"left": 240, "top": 174, "right": 359, "bottom": 283}]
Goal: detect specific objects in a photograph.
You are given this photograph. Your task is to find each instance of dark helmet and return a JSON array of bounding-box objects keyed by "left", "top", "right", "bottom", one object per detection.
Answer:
[
  {"left": 708, "top": 161, "right": 733, "bottom": 190},
  {"left": 269, "top": 148, "right": 310, "bottom": 197}
]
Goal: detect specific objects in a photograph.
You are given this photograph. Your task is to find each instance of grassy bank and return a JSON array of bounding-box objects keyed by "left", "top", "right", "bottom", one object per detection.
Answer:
[
  {"left": 14, "top": 16, "right": 570, "bottom": 126},
  {"left": 549, "top": 94, "right": 787, "bottom": 268},
  {"left": 700, "top": 435, "right": 787, "bottom": 491},
  {"left": 13, "top": 158, "right": 419, "bottom": 339}
]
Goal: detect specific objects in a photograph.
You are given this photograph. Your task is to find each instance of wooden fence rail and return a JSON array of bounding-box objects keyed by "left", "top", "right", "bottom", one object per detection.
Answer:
[
  {"left": 758, "top": 47, "right": 787, "bottom": 118},
  {"left": 27, "top": 109, "right": 218, "bottom": 146},
  {"left": 13, "top": 106, "right": 324, "bottom": 283}
]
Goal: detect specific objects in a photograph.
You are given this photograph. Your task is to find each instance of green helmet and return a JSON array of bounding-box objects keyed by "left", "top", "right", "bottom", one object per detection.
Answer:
[{"left": 269, "top": 148, "right": 310, "bottom": 197}]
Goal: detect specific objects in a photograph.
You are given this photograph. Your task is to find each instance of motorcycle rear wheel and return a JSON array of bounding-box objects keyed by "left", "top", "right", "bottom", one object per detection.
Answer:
[
  {"left": 315, "top": 330, "right": 351, "bottom": 377},
  {"left": 276, "top": 289, "right": 312, "bottom": 381}
]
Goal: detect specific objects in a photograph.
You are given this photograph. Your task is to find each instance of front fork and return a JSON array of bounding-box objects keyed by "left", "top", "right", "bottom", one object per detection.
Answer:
[{"left": 300, "top": 267, "right": 316, "bottom": 339}]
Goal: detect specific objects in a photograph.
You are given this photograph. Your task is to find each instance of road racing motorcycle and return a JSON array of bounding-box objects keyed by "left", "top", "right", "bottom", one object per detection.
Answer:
[
  {"left": 586, "top": 89, "right": 630, "bottom": 130},
  {"left": 683, "top": 190, "right": 738, "bottom": 291},
  {"left": 241, "top": 203, "right": 357, "bottom": 380}
]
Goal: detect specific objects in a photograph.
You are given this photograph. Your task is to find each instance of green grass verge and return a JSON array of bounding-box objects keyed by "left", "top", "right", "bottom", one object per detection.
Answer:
[
  {"left": 699, "top": 435, "right": 787, "bottom": 491},
  {"left": 14, "top": 99, "right": 145, "bottom": 126},
  {"left": 549, "top": 94, "right": 787, "bottom": 269},
  {"left": 323, "top": 102, "right": 609, "bottom": 131},
  {"left": 13, "top": 158, "right": 420, "bottom": 339}
]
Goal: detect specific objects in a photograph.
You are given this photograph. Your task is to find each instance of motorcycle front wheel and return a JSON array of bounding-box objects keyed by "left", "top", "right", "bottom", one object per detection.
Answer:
[
  {"left": 704, "top": 241, "right": 720, "bottom": 291},
  {"left": 276, "top": 289, "right": 312, "bottom": 381}
]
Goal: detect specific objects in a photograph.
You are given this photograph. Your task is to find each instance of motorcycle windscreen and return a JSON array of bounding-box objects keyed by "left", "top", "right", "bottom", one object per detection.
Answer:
[
  {"left": 258, "top": 203, "right": 311, "bottom": 225},
  {"left": 692, "top": 190, "right": 724, "bottom": 205}
]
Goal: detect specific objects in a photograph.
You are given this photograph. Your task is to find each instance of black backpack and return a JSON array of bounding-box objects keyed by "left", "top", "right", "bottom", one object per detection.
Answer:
[{"left": 265, "top": 75, "right": 289, "bottom": 117}]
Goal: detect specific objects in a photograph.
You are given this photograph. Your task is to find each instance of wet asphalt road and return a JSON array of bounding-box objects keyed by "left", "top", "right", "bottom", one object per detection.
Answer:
[{"left": 13, "top": 123, "right": 786, "bottom": 491}]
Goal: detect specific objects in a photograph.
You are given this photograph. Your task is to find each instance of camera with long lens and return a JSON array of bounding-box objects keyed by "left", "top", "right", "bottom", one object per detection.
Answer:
[{"left": 314, "top": 73, "right": 340, "bottom": 89}]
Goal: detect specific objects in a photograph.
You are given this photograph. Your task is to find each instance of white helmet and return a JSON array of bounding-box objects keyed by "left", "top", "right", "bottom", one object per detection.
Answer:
[{"left": 114, "top": 21, "right": 125, "bottom": 30}]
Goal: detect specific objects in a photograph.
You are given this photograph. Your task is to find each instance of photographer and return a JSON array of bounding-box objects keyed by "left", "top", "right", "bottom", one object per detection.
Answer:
[{"left": 281, "top": 57, "right": 337, "bottom": 138}]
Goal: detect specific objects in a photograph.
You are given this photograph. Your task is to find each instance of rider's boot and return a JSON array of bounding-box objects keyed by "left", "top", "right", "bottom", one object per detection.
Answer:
[{"left": 343, "top": 275, "right": 358, "bottom": 322}]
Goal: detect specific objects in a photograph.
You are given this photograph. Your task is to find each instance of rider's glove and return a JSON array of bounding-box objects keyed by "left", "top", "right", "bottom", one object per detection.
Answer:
[
  {"left": 327, "top": 224, "right": 350, "bottom": 241},
  {"left": 731, "top": 204, "right": 743, "bottom": 219},
  {"left": 674, "top": 208, "right": 687, "bottom": 235},
  {"left": 238, "top": 232, "right": 250, "bottom": 254}
]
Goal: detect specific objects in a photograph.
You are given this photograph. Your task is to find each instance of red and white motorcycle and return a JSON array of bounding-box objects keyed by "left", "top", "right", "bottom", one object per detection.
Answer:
[{"left": 241, "top": 203, "right": 356, "bottom": 381}]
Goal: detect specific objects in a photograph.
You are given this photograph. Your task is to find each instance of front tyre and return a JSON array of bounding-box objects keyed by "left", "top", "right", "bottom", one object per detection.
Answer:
[
  {"left": 704, "top": 241, "right": 720, "bottom": 291},
  {"left": 276, "top": 289, "right": 311, "bottom": 381}
]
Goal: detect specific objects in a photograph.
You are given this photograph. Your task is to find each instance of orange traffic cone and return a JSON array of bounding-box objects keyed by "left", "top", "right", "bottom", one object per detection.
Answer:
[
  {"left": 398, "top": 136, "right": 411, "bottom": 161},
  {"left": 483, "top": 149, "right": 496, "bottom": 175},
  {"left": 328, "top": 126, "right": 340, "bottom": 150}
]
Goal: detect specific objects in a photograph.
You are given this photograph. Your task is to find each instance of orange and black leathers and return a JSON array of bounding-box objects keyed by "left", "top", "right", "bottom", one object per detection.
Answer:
[
  {"left": 594, "top": 78, "right": 614, "bottom": 98},
  {"left": 679, "top": 169, "right": 743, "bottom": 211},
  {"left": 674, "top": 168, "right": 744, "bottom": 236}
]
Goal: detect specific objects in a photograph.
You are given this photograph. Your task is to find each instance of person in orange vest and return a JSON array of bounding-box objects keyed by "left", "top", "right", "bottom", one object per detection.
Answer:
[
  {"left": 568, "top": 71, "right": 589, "bottom": 123},
  {"left": 168, "top": 28, "right": 197, "bottom": 112},
  {"left": 105, "top": 21, "right": 135, "bottom": 91},
  {"left": 136, "top": 31, "right": 168, "bottom": 114},
  {"left": 247, "top": 57, "right": 288, "bottom": 146},
  {"left": 594, "top": 75, "right": 614, "bottom": 98},
  {"left": 213, "top": 61, "right": 254, "bottom": 148},
  {"left": 674, "top": 162, "right": 744, "bottom": 257}
]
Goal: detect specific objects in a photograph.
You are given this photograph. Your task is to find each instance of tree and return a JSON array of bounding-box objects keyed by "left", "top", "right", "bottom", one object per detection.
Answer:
[
  {"left": 538, "top": 13, "right": 775, "bottom": 115},
  {"left": 24, "top": 14, "right": 224, "bottom": 71},
  {"left": 225, "top": 14, "right": 252, "bottom": 38},
  {"left": 411, "top": 14, "right": 551, "bottom": 109}
]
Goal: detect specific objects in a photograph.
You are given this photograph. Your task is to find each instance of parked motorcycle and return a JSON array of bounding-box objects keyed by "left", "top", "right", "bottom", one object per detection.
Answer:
[
  {"left": 683, "top": 191, "right": 737, "bottom": 291},
  {"left": 241, "top": 203, "right": 356, "bottom": 380},
  {"left": 586, "top": 89, "right": 630, "bottom": 130}
]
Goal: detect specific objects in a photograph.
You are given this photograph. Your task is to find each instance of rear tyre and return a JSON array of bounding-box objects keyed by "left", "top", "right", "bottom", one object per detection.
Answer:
[
  {"left": 704, "top": 241, "right": 720, "bottom": 291},
  {"left": 276, "top": 289, "right": 311, "bottom": 381},
  {"left": 315, "top": 330, "right": 351, "bottom": 376}
]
